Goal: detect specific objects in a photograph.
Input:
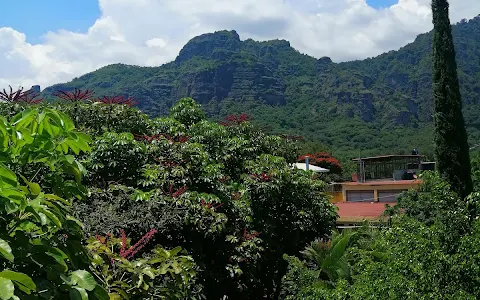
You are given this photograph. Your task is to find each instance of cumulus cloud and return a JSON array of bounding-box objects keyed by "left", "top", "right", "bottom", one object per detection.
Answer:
[{"left": 0, "top": 0, "right": 479, "bottom": 89}]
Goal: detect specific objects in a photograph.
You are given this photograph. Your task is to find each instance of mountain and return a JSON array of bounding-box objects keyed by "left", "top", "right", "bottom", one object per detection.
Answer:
[{"left": 43, "top": 16, "right": 480, "bottom": 158}]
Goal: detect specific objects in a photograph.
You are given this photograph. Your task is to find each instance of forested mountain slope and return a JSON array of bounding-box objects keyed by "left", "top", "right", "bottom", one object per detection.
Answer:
[{"left": 43, "top": 16, "right": 480, "bottom": 158}]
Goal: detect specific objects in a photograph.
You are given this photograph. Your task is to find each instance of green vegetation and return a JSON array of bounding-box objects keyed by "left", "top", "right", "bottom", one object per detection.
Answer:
[
  {"left": 281, "top": 172, "right": 480, "bottom": 299},
  {"left": 2, "top": 5, "right": 480, "bottom": 298},
  {"left": 432, "top": 0, "right": 472, "bottom": 198},
  {"left": 0, "top": 108, "right": 106, "bottom": 299},
  {"left": 0, "top": 98, "right": 336, "bottom": 299},
  {"left": 0, "top": 84, "right": 480, "bottom": 299},
  {"left": 42, "top": 15, "right": 480, "bottom": 159}
]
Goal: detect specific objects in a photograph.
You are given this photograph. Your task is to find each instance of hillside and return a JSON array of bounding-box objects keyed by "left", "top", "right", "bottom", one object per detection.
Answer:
[{"left": 43, "top": 16, "right": 480, "bottom": 158}]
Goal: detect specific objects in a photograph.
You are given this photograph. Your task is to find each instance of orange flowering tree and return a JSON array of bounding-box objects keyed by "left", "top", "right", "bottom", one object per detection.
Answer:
[{"left": 298, "top": 152, "right": 343, "bottom": 174}]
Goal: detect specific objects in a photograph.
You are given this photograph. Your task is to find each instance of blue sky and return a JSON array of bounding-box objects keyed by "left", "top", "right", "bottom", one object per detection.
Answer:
[
  {"left": 2, "top": 0, "right": 100, "bottom": 43},
  {"left": 367, "top": 0, "right": 399, "bottom": 9},
  {"left": 2, "top": 0, "right": 397, "bottom": 44}
]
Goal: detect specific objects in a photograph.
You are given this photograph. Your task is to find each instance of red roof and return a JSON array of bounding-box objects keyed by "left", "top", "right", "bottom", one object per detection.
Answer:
[{"left": 335, "top": 202, "right": 391, "bottom": 222}]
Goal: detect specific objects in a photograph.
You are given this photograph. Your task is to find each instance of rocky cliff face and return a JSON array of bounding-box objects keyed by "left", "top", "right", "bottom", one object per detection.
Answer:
[
  {"left": 175, "top": 30, "right": 242, "bottom": 63},
  {"left": 42, "top": 16, "right": 480, "bottom": 155}
]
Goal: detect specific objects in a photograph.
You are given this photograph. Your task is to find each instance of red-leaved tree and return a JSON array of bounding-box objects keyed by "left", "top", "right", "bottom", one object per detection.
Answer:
[
  {"left": 0, "top": 86, "right": 43, "bottom": 104},
  {"left": 96, "top": 95, "right": 137, "bottom": 106},
  {"left": 298, "top": 152, "right": 342, "bottom": 174},
  {"left": 53, "top": 88, "right": 94, "bottom": 102},
  {"left": 219, "top": 113, "right": 251, "bottom": 126}
]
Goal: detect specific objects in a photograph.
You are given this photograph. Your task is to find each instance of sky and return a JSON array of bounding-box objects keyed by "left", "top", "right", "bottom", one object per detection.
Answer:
[{"left": 0, "top": 0, "right": 479, "bottom": 89}]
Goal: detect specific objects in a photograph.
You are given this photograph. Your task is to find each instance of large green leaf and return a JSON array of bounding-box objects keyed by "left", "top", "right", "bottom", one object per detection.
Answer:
[
  {"left": 12, "top": 109, "right": 36, "bottom": 129},
  {"left": 65, "top": 139, "right": 81, "bottom": 155},
  {"left": 321, "top": 232, "right": 356, "bottom": 281},
  {"left": 326, "top": 232, "right": 356, "bottom": 266},
  {"left": 91, "top": 285, "right": 110, "bottom": 300},
  {"left": 46, "top": 248, "right": 69, "bottom": 266},
  {"left": 0, "top": 119, "right": 9, "bottom": 149},
  {"left": 44, "top": 194, "right": 71, "bottom": 206},
  {"left": 71, "top": 270, "right": 97, "bottom": 291},
  {"left": 0, "top": 277, "right": 14, "bottom": 300},
  {"left": 0, "top": 239, "right": 14, "bottom": 262},
  {"left": 48, "top": 109, "right": 75, "bottom": 131},
  {"left": 0, "top": 271, "right": 36, "bottom": 294},
  {"left": 32, "top": 252, "right": 68, "bottom": 273},
  {"left": 19, "top": 175, "right": 41, "bottom": 196},
  {"left": 0, "top": 164, "right": 17, "bottom": 188},
  {"left": 40, "top": 209, "right": 62, "bottom": 228},
  {"left": 0, "top": 188, "right": 25, "bottom": 206},
  {"left": 69, "top": 287, "right": 89, "bottom": 300}
]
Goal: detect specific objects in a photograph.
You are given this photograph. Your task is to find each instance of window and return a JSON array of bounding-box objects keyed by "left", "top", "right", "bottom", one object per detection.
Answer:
[{"left": 347, "top": 191, "right": 374, "bottom": 202}]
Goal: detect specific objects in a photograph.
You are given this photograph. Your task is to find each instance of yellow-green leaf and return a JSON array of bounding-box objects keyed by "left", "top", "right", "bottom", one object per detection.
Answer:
[
  {"left": 0, "top": 277, "right": 14, "bottom": 300},
  {"left": 0, "top": 271, "right": 36, "bottom": 294},
  {"left": 70, "top": 270, "right": 96, "bottom": 291},
  {"left": 0, "top": 239, "right": 13, "bottom": 262}
]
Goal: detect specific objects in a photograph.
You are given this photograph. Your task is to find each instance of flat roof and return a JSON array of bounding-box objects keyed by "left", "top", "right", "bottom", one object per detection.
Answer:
[
  {"left": 352, "top": 154, "right": 425, "bottom": 162},
  {"left": 342, "top": 179, "right": 422, "bottom": 187}
]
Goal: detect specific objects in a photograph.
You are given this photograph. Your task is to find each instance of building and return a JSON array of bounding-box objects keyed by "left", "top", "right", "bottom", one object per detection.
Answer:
[{"left": 328, "top": 153, "right": 435, "bottom": 226}]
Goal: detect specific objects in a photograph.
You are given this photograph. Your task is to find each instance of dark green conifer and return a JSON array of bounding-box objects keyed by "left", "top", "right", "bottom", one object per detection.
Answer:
[{"left": 432, "top": 0, "right": 472, "bottom": 198}]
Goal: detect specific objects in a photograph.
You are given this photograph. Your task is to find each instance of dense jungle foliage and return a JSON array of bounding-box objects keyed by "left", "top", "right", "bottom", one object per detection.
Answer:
[
  {"left": 0, "top": 97, "right": 337, "bottom": 299},
  {"left": 1, "top": 92, "right": 480, "bottom": 299},
  {"left": 42, "top": 15, "right": 480, "bottom": 159}
]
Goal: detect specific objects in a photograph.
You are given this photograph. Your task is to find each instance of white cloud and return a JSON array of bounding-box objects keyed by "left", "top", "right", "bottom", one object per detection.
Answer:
[
  {"left": 146, "top": 38, "right": 167, "bottom": 48},
  {"left": 0, "top": 0, "right": 479, "bottom": 89}
]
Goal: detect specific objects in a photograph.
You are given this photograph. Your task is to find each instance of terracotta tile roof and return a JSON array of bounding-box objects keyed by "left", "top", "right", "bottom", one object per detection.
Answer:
[{"left": 335, "top": 202, "right": 392, "bottom": 222}]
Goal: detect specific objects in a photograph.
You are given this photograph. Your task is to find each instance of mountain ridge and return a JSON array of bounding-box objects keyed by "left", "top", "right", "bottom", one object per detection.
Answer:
[{"left": 42, "top": 15, "right": 480, "bottom": 157}]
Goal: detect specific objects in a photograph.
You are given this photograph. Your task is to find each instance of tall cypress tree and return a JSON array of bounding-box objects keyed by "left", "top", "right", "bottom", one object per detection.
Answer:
[{"left": 432, "top": 0, "right": 472, "bottom": 198}]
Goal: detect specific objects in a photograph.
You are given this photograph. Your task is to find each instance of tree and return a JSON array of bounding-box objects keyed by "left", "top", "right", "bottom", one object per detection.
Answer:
[
  {"left": 432, "top": 0, "right": 472, "bottom": 198},
  {"left": 298, "top": 152, "right": 342, "bottom": 174},
  {"left": 0, "top": 108, "right": 108, "bottom": 299},
  {"left": 71, "top": 98, "right": 336, "bottom": 299}
]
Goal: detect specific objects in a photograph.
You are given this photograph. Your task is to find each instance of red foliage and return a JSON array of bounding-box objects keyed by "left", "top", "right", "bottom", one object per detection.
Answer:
[
  {"left": 18, "top": 91, "right": 44, "bottom": 104},
  {"left": 134, "top": 133, "right": 190, "bottom": 144},
  {"left": 176, "top": 135, "right": 190, "bottom": 143},
  {"left": 218, "top": 176, "right": 229, "bottom": 184},
  {"left": 134, "top": 134, "right": 162, "bottom": 143},
  {"left": 161, "top": 161, "right": 180, "bottom": 168},
  {"left": 96, "top": 233, "right": 114, "bottom": 245},
  {"left": 164, "top": 184, "right": 188, "bottom": 198},
  {"left": 250, "top": 173, "right": 271, "bottom": 182},
  {"left": 120, "top": 228, "right": 157, "bottom": 260},
  {"left": 172, "top": 186, "right": 188, "bottom": 198},
  {"left": 200, "top": 199, "right": 224, "bottom": 210},
  {"left": 0, "top": 86, "right": 26, "bottom": 102},
  {"left": 298, "top": 152, "right": 342, "bottom": 174},
  {"left": 219, "top": 113, "right": 251, "bottom": 126},
  {"left": 96, "top": 95, "right": 137, "bottom": 106},
  {"left": 242, "top": 228, "right": 261, "bottom": 241},
  {"left": 53, "top": 89, "right": 94, "bottom": 102},
  {"left": 96, "top": 234, "right": 107, "bottom": 244},
  {"left": 0, "top": 86, "right": 43, "bottom": 104}
]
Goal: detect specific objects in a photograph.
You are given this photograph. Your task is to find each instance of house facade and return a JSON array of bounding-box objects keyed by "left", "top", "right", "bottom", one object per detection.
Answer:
[{"left": 328, "top": 154, "right": 435, "bottom": 227}]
